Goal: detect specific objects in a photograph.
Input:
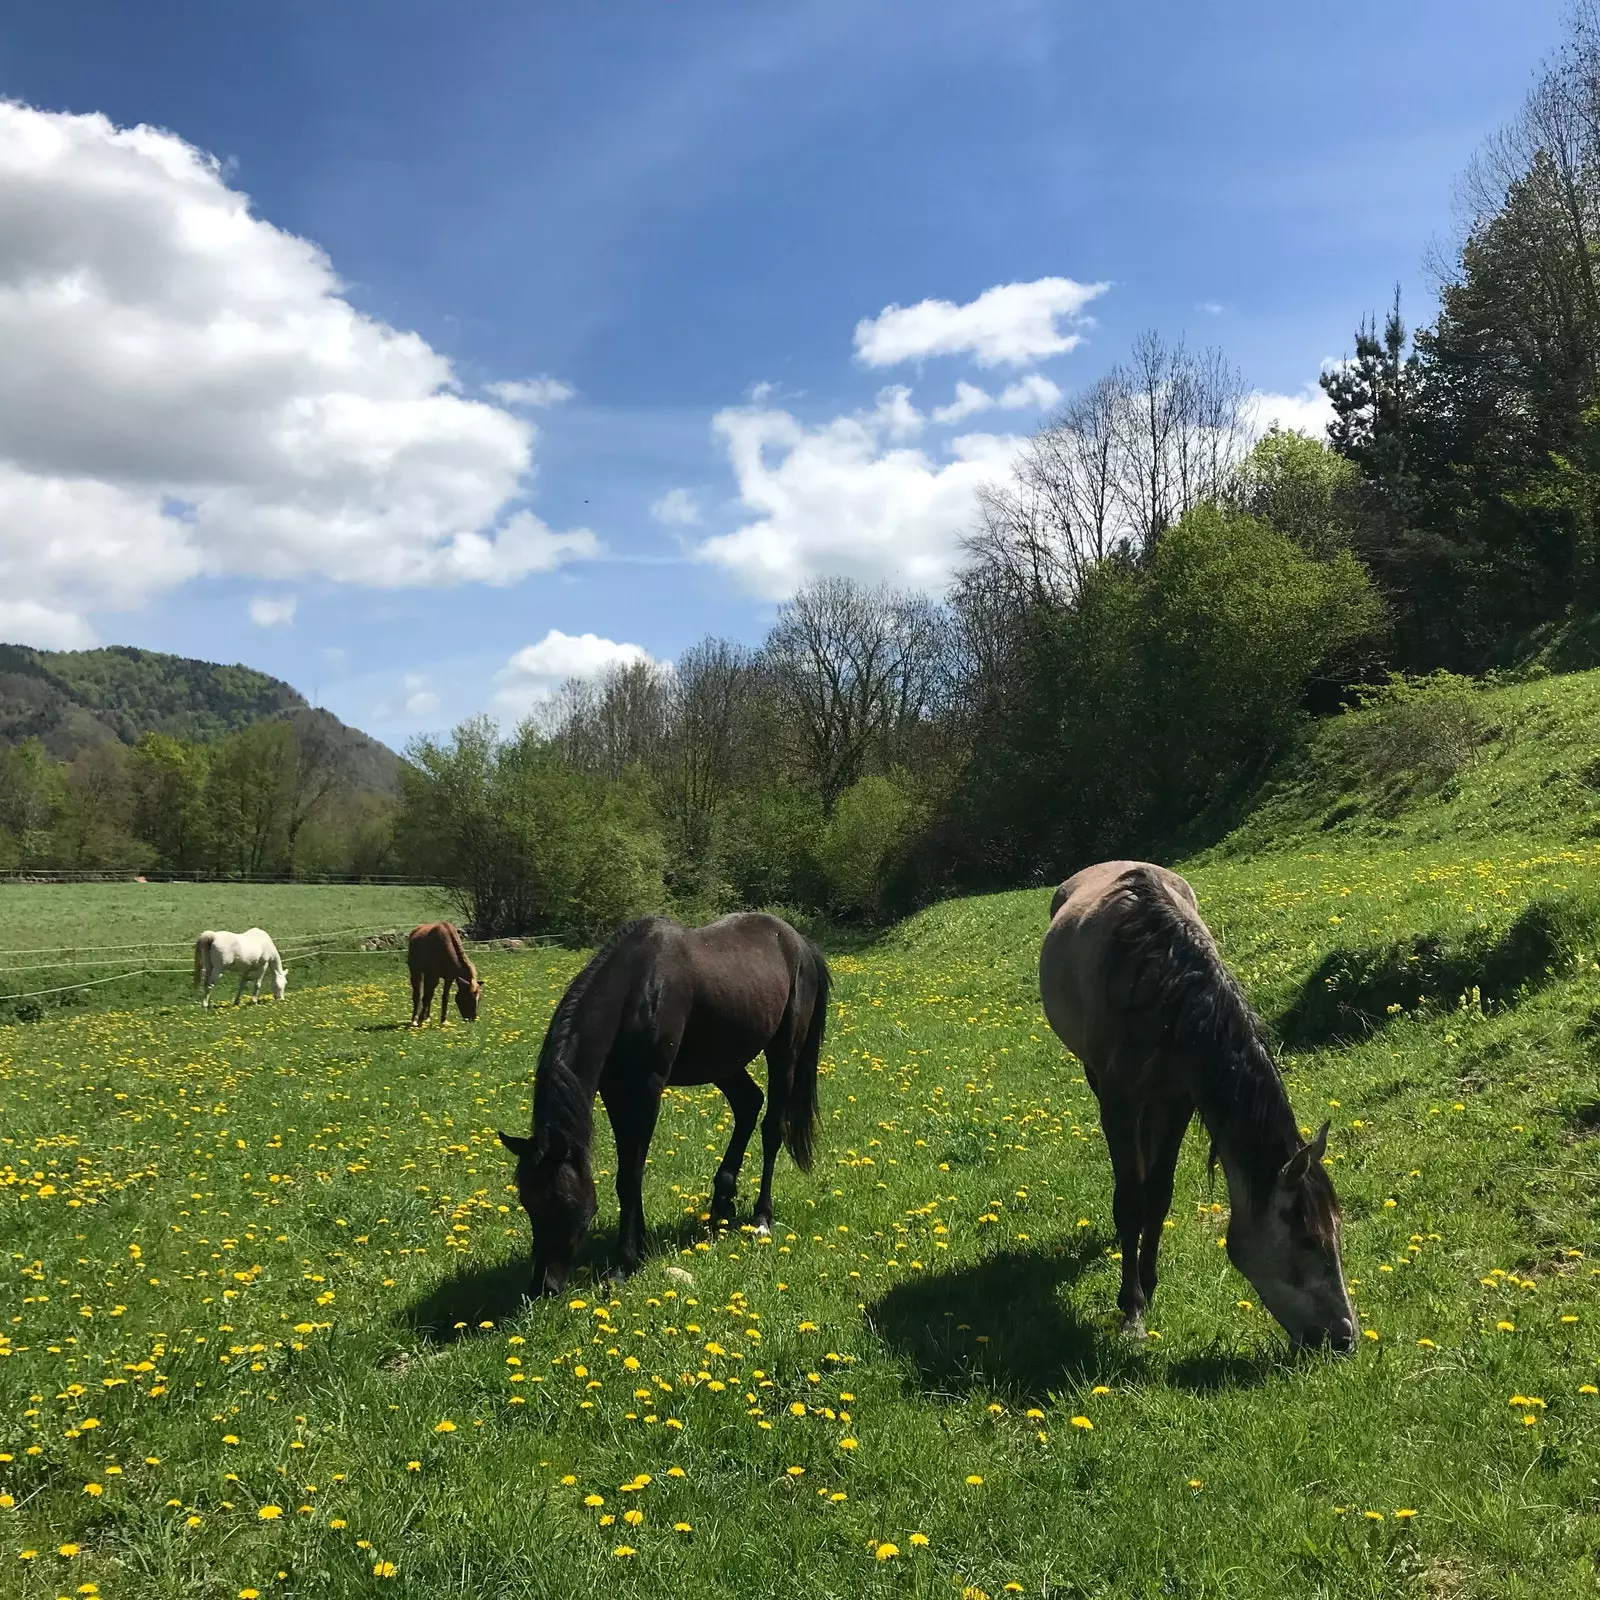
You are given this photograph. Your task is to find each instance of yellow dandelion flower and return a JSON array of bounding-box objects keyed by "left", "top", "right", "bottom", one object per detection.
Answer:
[
  {"left": 910, "top": 1532, "right": 929, "bottom": 1546},
  {"left": 875, "top": 1542, "right": 900, "bottom": 1561},
  {"left": 965, "top": 1474, "right": 983, "bottom": 1485},
  {"left": 1394, "top": 1509, "right": 1416, "bottom": 1520},
  {"left": 1071, "top": 1415, "right": 1093, "bottom": 1430},
  {"left": 257, "top": 1505, "right": 283, "bottom": 1520},
  {"left": 612, "top": 1545, "right": 636, "bottom": 1558},
  {"left": 1496, "top": 1321, "right": 1515, "bottom": 1332},
  {"left": 406, "top": 1461, "right": 421, "bottom": 1472},
  {"left": 434, "top": 1420, "right": 457, "bottom": 1433},
  {"left": 584, "top": 1495, "right": 605, "bottom": 1508},
  {"left": 674, "top": 1521, "right": 693, "bottom": 1533},
  {"left": 83, "top": 1483, "right": 103, "bottom": 1497},
  {"left": 624, "top": 1509, "right": 644, "bottom": 1527},
  {"left": 60, "top": 1543, "right": 80, "bottom": 1557}
]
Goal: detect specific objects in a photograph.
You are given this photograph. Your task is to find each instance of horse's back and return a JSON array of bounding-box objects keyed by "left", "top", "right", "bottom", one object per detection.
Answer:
[
  {"left": 409, "top": 921, "right": 469, "bottom": 977},
  {"left": 1040, "top": 861, "right": 1205, "bottom": 1070}
]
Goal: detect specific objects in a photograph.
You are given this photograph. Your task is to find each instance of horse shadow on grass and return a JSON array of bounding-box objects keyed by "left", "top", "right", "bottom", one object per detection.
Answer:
[
  {"left": 399, "top": 1211, "right": 749, "bottom": 1345},
  {"left": 865, "top": 1239, "right": 1277, "bottom": 1403}
]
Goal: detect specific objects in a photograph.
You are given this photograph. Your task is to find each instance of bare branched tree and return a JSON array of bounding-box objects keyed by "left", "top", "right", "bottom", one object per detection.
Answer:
[
  {"left": 657, "top": 638, "right": 759, "bottom": 865},
  {"left": 765, "top": 575, "right": 955, "bottom": 808}
]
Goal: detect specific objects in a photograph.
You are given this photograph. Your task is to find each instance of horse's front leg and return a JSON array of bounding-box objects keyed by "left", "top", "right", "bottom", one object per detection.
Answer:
[
  {"left": 711, "top": 1065, "right": 763, "bottom": 1228},
  {"left": 252, "top": 962, "right": 267, "bottom": 999},
  {"left": 439, "top": 981, "right": 452, "bottom": 1027},
  {"left": 600, "top": 1073, "right": 662, "bottom": 1280},
  {"left": 234, "top": 966, "right": 249, "bottom": 1006}
]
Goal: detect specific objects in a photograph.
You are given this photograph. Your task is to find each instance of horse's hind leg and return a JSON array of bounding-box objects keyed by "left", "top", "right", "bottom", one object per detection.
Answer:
[
  {"left": 418, "top": 975, "right": 438, "bottom": 1025},
  {"left": 1099, "top": 1097, "right": 1149, "bottom": 1335},
  {"left": 234, "top": 966, "right": 249, "bottom": 1005},
  {"left": 409, "top": 970, "right": 423, "bottom": 1026},
  {"left": 752, "top": 1042, "right": 794, "bottom": 1234},
  {"left": 711, "top": 1066, "right": 763, "bottom": 1228},
  {"left": 1137, "top": 1099, "right": 1192, "bottom": 1315}
]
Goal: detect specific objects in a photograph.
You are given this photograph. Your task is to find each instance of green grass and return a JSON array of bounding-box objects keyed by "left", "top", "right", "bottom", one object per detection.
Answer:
[
  {"left": 0, "top": 884, "right": 453, "bottom": 1017},
  {"left": 4, "top": 676, "right": 1600, "bottom": 1597}
]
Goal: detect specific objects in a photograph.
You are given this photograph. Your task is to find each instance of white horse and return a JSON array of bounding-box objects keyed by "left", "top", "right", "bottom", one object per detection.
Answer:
[{"left": 193, "top": 929, "right": 287, "bottom": 1007}]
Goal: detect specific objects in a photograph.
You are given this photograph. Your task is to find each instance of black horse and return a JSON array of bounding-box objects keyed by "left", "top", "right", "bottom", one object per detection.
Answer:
[{"left": 499, "top": 911, "right": 830, "bottom": 1295}]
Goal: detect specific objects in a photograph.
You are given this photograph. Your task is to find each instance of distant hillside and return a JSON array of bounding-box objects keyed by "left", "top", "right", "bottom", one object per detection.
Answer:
[{"left": 0, "top": 644, "right": 400, "bottom": 795}]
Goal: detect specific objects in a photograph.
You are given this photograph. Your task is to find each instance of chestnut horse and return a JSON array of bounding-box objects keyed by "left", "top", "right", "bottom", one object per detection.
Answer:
[
  {"left": 1040, "top": 861, "right": 1356, "bottom": 1352},
  {"left": 408, "top": 921, "right": 481, "bottom": 1026},
  {"left": 498, "top": 911, "right": 830, "bottom": 1295}
]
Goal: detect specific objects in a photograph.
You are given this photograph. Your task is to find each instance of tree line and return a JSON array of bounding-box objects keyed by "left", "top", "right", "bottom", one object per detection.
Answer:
[{"left": 0, "top": 722, "right": 393, "bottom": 878}]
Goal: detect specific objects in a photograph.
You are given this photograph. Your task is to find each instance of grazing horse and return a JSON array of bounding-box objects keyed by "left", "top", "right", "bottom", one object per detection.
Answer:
[
  {"left": 498, "top": 911, "right": 830, "bottom": 1296},
  {"left": 407, "top": 922, "right": 481, "bottom": 1026},
  {"left": 194, "top": 929, "right": 287, "bottom": 1007},
  {"left": 1039, "top": 861, "right": 1356, "bottom": 1352}
]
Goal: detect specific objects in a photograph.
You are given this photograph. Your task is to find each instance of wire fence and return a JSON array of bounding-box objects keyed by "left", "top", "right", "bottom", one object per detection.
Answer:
[
  {"left": 0, "top": 870, "right": 446, "bottom": 885},
  {"left": 0, "top": 925, "right": 559, "bottom": 1003}
]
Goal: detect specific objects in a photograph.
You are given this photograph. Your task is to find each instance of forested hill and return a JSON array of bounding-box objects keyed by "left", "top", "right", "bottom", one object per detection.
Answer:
[{"left": 0, "top": 644, "right": 399, "bottom": 795}]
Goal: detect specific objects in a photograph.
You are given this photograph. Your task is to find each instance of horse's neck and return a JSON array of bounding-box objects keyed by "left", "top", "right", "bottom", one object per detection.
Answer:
[{"left": 1193, "top": 1041, "right": 1299, "bottom": 1212}]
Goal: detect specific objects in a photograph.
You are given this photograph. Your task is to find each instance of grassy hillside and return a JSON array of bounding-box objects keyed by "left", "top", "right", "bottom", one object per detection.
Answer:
[
  {"left": 0, "top": 645, "right": 399, "bottom": 794},
  {"left": 1, "top": 671, "right": 1599, "bottom": 1597}
]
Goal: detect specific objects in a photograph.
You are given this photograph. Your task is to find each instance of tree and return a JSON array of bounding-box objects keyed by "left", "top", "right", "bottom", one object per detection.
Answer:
[
  {"left": 765, "top": 576, "right": 956, "bottom": 809},
  {"left": 130, "top": 734, "right": 211, "bottom": 870},
  {"left": 396, "top": 717, "right": 666, "bottom": 940}
]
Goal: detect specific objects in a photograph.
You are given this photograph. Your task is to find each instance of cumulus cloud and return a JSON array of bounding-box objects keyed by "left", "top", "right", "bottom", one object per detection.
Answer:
[
  {"left": 853, "top": 277, "right": 1108, "bottom": 369},
  {"left": 248, "top": 594, "right": 296, "bottom": 628},
  {"left": 695, "top": 399, "right": 1023, "bottom": 599},
  {"left": 492, "top": 628, "right": 660, "bottom": 716},
  {"left": 485, "top": 375, "right": 576, "bottom": 407},
  {"left": 1249, "top": 384, "right": 1336, "bottom": 439},
  {"left": 930, "top": 373, "right": 1063, "bottom": 426},
  {"left": 0, "top": 101, "right": 597, "bottom": 645},
  {"left": 650, "top": 487, "right": 703, "bottom": 525},
  {"left": 402, "top": 673, "right": 440, "bottom": 716}
]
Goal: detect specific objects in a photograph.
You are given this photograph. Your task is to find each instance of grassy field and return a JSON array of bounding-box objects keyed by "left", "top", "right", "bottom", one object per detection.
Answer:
[
  {"left": 3, "top": 675, "right": 1600, "bottom": 1597},
  {"left": 0, "top": 884, "right": 453, "bottom": 1017}
]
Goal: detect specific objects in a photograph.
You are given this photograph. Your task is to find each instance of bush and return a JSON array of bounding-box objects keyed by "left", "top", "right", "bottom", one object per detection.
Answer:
[
  {"left": 396, "top": 718, "right": 666, "bottom": 942},
  {"left": 817, "top": 773, "right": 922, "bottom": 920},
  {"left": 1355, "top": 671, "right": 1493, "bottom": 787}
]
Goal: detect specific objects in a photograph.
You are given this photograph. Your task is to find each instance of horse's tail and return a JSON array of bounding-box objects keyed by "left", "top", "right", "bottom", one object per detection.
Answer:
[
  {"left": 784, "top": 941, "right": 830, "bottom": 1173},
  {"left": 193, "top": 934, "right": 211, "bottom": 988}
]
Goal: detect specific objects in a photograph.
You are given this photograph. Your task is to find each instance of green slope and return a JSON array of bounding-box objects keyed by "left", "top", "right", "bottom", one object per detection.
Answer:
[{"left": 0, "top": 643, "right": 399, "bottom": 793}]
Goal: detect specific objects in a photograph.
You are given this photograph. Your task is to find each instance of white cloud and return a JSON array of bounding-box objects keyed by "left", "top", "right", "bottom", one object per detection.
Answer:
[
  {"left": 696, "top": 399, "right": 1024, "bottom": 599},
  {"left": 248, "top": 594, "right": 296, "bottom": 628},
  {"left": 0, "top": 101, "right": 598, "bottom": 644},
  {"left": 996, "top": 373, "right": 1062, "bottom": 411},
  {"left": 484, "top": 375, "right": 576, "bottom": 407},
  {"left": 402, "top": 673, "right": 440, "bottom": 716},
  {"left": 1249, "top": 384, "right": 1336, "bottom": 439},
  {"left": 853, "top": 277, "right": 1108, "bottom": 369},
  {"left": 650, "top": 486, "right": 703, "bottom": 525},
  {"left": 1199, "top": 300, "right": 1226, "bottom": 316},
  {"left": 931, "top": 373, "right": 1062, "bottom": 426},
  {"left": 931, "top": 381, "right": 995, "bottom": 425},
  {"left": 492, "top": 628, "right": 660, "bottom": 716}
]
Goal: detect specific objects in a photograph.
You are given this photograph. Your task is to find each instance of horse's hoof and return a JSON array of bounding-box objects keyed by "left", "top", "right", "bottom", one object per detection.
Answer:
[
  {"left": 754, "top": 1222, "right": 771, "bottom": 1238},
  {"left": 1121, "top": 1316, "right": 1148, "bottom": 1342}
]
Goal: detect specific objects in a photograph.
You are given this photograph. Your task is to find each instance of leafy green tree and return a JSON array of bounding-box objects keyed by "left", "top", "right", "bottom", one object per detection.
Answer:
[
  {"left": 130, "top": 733, "right": 211, "bottom": 871},
  {"left": 816, "top": 772, "right": 923, "bottom": 920},
  {"left": 396, "top": 717, "right": 666, "bottom": 941}
]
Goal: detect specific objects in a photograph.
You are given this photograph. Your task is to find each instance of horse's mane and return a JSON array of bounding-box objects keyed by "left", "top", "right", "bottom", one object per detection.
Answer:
[
  {"left": 1107, "top": 867, "right": 1304, "bottom": 1212},
  {"left": 530, "top": 917, "right": 659, "bottom": 1159}
]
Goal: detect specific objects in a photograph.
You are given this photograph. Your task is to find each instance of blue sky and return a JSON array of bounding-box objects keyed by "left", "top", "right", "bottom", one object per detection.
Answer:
[{"left": 0, "top": 0, "right": 1567, "bottom": 748}]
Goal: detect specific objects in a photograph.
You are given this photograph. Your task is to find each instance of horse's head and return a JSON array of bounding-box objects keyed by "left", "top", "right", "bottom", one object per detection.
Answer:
[
  {"left": 498, "top": 1129, "right": 596, "bottom": 1297},
  {"left": 456, "top": 978, "right": 482, "bottom": 1022},
  {"left": 272, "top": 965, "right": 288, "bottom": 1001},
  {"left": 1226, "top": 1122, "right": 1357, "bottom": 1354}
]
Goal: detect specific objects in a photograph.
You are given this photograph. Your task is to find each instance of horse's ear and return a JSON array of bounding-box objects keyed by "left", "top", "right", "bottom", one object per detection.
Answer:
[
  {"left": 497, "top": 1130, "right": 531, "bottom": 1158},
  {"left": 1280, "top": 1120, "right": 1331, "bottom": 1184}
]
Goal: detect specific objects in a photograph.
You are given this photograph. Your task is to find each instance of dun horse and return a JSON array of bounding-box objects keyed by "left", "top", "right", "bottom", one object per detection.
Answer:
[
  {"left": 194, "top": 929, "right": 287, "bottom": 1007},
  {"left": 499, "top": 912, "right": 830, "bottom": 1296},
  {"left": 1040, "top": 861, "right": 1356, "bottom": 1352},
  {"left": 408, "top": 922, "right": 481, "bottom": 1026}
]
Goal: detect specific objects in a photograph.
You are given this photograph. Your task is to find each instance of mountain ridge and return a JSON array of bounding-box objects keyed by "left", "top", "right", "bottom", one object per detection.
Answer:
[{"left": 0, "top": 643, "right": 400, "bottom": 795}]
